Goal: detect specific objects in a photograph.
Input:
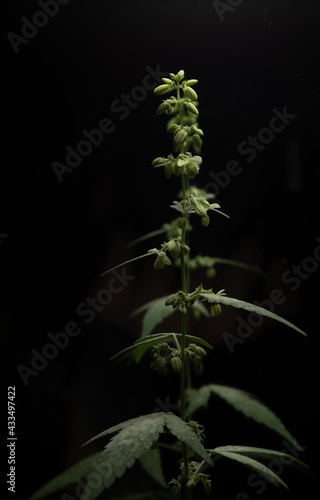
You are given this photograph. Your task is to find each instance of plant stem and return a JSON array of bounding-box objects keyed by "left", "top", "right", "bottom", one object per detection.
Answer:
[{"left": 177, "top": 82, "right": 191, "bottom": 498}]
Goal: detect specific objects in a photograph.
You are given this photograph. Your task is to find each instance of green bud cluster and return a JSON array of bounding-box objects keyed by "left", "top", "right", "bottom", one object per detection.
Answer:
[
  {"left": 170, "top": 460, "right": 211, "bottom": 497},
  {"left": 150, "top": 249, "right": 172, "bottom": 270},
  {"left": 187, "top": 420, "right": 206, "bottom": 443},
  {"left": 152, "top": 152, "right": 202, "bottom": 180},
  {"left": 185, "top": 343, "right": 207, "bottom": 376},
  {"left": 149, "top": 237, "right": 190, "bottom": 271},
  {"left": 170, "top": 192, "right": 221, "bottom": 226},
  {"left": 150, "top": 342, "right": 182, "bottom": 375},
  {"left": 153, "top": 70, "right": 203, "bottom": 172}
]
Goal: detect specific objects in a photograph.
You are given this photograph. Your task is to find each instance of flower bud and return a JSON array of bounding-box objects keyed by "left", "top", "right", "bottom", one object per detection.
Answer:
[
  {"left": 173, "top": 129, "right": 188, "bottom": 150},
  {"left": 201, "top": 215, "right": 210, "bottom": 227},
  {"left": 210, "top": 304, "right": 222, "bottom": 317},
  {"left": 197, "top": 205, "right": 207, "bottom": 217},
  {"left": 171, "top": 356, "right": 182, "bottom": 373},
  {"left": 186, "top": 102, "right": 199, "bottom": 115},
  {"left": 162, "top": 77, "right": 173, "bottom": 84},
  {"left": 154, "top": 84, "right": 171, "bottom": 95},
  {"left": 178, "top": 217, "right": 186, "bottom": 229},
  {"left": 168, "top": 239, "right": 179, "bottom": 259},
  {"left": 152, "top": 157, "right": 165, "bottom": 166},
  {"left": 184, "top": 86, "right": 198, "bottom": 101},
  {"left": 156, "top": 102, "right": 167, "bottom": 115},
  {"left": 164, "top": 163, "right": 174, "bottom": 178},
  {"left": 167, "top": 123, "right": 179, "bottom": 133},
  {"left": 177, "top": 70, "right": 185, "bottom": 81},
  {"left": 192, "top": 356, "right": 203, "bottom": 376},
  {"left": 185, "top": 79, "right": 198, "bottom": 86},
  {"left": 154, "top": 257, "right": 163, "bottom": 270},
  {"left": 192, "top": 133, "right": 201, "bottom": 152},
  {"left": 194, "top": 345, "right": 207, "bottom": 357},
  {"left": 187, "top": 162, "right": 198, "bottom": 179}
]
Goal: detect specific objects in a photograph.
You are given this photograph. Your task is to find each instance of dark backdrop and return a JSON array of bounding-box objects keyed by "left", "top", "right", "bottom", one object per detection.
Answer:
[{"left": 2, "top": 1, "right": 320, "bottom": 499}]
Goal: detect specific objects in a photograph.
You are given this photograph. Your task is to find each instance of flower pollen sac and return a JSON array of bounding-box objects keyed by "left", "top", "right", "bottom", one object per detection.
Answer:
[
  {"left": 154, "top": 84, "right": 172, "bottom": 95},
  {"left": 210, "top": 304, "right": 222, "bottom": 317},
  {"left": 186, "top": 102, "right": 199, "bottom": 115},
  {"left": 171, "top": 356, "right": 182, "bottom": 373},
  {"left": 184, "top": 86, "right": 198, "bottom": 101}
]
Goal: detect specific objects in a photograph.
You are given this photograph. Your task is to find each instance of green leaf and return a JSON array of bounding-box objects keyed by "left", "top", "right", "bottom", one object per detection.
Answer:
[
  {"left": 110, "top": 333, "right": 212, "bottom": 364},
  {"left": 210, "top": 448, "right": 288, "bottom": 489},
  {"left": 127, "top": 225, "right": 175, "bottom": 248},
  {"left": 131, "top": 296, "right": 176, "bottom": 338},
  {"left": 186, "top": 384, "right": 304, "bottom": 451},
  {"left": 110, "top": 333, "right": 176, "bottom": 364},
  {"left": 211, "top": 445, "right": 308, "bottom": 468},
  {"left": 100, "top": 252, "right": 155, "bottom": 277},
  {"left": 132, "top": 296, "right": 210, "bottom": 338},
  {"left": 211, "top": 257, "right": 267, "bottom": 278},
  {"left": 164, "top": 413, "right": 213, "bottom": 466},
  {"left": 200, "top": 293, "right": 306, "bottom": 336},
  {"left": 81, "top": 412, "right": 213, "bottom": 500},
  {"left": 83, "top": 414, "right": 167, "bottom": 500},
  {"left": 139, "top": 448, "right": 168, "bottom": 489},
  {"left": 83, "top": 413, "right": 166, "bottom": 447},
  {"left": 28, "top": 452, "right": 101, "bottom": 500}
]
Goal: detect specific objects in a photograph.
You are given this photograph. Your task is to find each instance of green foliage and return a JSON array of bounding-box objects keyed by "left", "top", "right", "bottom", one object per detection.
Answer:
[
  {"left": 186, "top": 384, "right": 303, "bottom": 450},
  {"left": 210, "top": 447, "right": 289, "bottom": 489},
  {"left": 211, "top": 445, "right": 308, "bottom": 468},
  {"left": 200, "top": 292, "right": 306, "bottom": 336},
  {"left": 110, "top": 332, "right": 212, "bottom": 364},
  {"left": 131, "top": 297, "right": 176, "bottom": 338},
  {"left": 139, "top": 448, "right": 168, "bottom": 489},
  {"left": 28, "top": 452, "right": 101, "bottom": 500},
  {"left": 29, "top": 70, "right": 308, "bottom": 500},
  {"left": 131, "top": 296, "right": 209, "bottom": 338}
]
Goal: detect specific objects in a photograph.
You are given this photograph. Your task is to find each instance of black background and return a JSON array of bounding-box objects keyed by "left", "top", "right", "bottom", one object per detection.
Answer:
[{"left": 2, "top": 1, "right": 320, "bottom": 499}]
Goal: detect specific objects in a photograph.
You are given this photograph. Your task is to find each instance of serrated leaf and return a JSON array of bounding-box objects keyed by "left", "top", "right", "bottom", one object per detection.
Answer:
[
  {"left": 131, "top": 296, "right": 176, "bottom": 338},
  {"left": 84, "top": 414, "right": 167, "bottom": 500},
  {"left": 210, "top": 448, "right": 288, "bottom": 489},
  {"left": 200, "top": 293, "right": 306, "bottom": 336},
  {"left": 164, "top": 413, "right": 213, "bottom": 466},
  {"left": 110, "top": 333, "right": 212, "bottom": 364},
  {"left": 83, "top": 413, "right": 166, "bottom": 447},
  {"left": 212, "top": 445, "right": 308, "bottom": 468},
  {"left": 132, "top": 296, "right": 210, "bottom": 338},
  {"left": 82, "top": 412, "right": 213, "bottom": 500},
  {"left": 28, "top": 452, "right": 101, "bottom": 500},
  {"left": 186, "top": 384, "right": 303, "bottom": 451},
  {"left": 139, "top": 448, "right": 168, "bottom": 489}
]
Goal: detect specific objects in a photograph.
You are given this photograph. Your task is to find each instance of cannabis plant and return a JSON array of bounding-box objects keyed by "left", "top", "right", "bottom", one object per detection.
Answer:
[{"left": 29, "top": 71, "right": 308, "bottom": 500}]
